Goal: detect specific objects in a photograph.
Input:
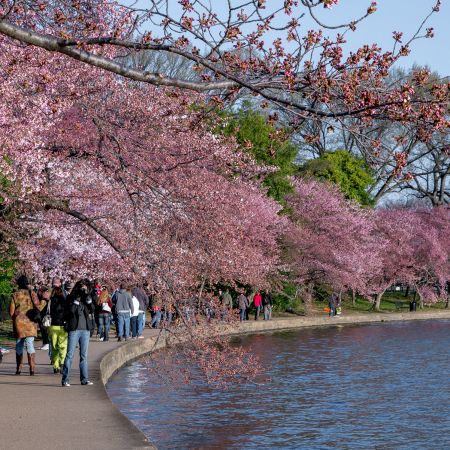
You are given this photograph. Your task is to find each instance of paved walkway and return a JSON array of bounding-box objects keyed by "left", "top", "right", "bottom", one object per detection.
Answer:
[
  {"left": 0, "top": 328, "right": 159, "bottom": 450},
  {"left": 1, "top": 310, "right": 450, "bottom": 450}
]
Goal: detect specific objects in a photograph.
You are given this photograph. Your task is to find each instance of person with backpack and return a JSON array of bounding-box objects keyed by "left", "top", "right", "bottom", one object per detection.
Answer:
[
  {"left": 61, "top": 279, "right": 96, "bottom": 387},
  {"left": 263, "top": 291, "right": 273, "bottom": 320},
  {"left": 9, "top": 275, "right": 47, "bottom": 375},
  {"left": 47, "top": 280, "right": 68, "bottom": 373}
]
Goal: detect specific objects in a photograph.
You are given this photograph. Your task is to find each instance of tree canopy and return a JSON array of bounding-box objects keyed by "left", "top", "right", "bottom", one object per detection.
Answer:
[{"left": 300, "top": 150, "right": 375, "bottom": 206}]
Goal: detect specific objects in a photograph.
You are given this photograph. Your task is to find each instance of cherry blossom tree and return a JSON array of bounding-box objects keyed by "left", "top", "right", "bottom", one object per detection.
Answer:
[
  {"left": 2, "top": 81, "right": 283, "bottom": 292},
  {"left": 367, "top": 208, "right": 419, "bottom": 310},
  {"left": 407, "top": 206, "right": 450, "bottom": 307},
  {"left": 366, "top": 206, "right": 450, "bottom": 310},
  {"left": 0, "top": 0, "right": 448, "bottom": 152},
  {"left": 283, "top": 178, "right": 381, "bottom": 314}
]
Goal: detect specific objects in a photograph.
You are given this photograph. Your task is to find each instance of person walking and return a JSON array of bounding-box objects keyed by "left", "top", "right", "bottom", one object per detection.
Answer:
[
  {"left": 221, "top": 289, "right": 233, "bottom": 320},
  {"left": 47, "top": 281, "right": 68, "bottom": 374},
  {"left": 97, "top": 286, "right": 112, "bottom": 341},
  {"left": 253, "top": 292, "right": 262, "bottom": 320},
  {"left": 36, "top": 285, "right": 50, "bottom": 351},
  {"left": 150, "top": 304, "right": 162, "bottom": 328},
  {"left": 237, "top": 292, "right": 249, "bottom": 322},
  {"left": 132, "top": 286, "right": 149, "bottom": 338},
  {"left": 61, "top": 279, "right": 95, "bottom": 387},
  {"left": 263, "top": 292, "right": 273, "bottom": 320},
  {"left": 9, "top": 275, "right": 46, "bottom": 375},
  {"left": 115, "top": 284, "right": 134, "bottom": 341},
  {"left": 329, "top": 293, "right": 338, "bottom": 318},
  {"left": 130, "top": 294, "right": 140, "bottom": 338}
]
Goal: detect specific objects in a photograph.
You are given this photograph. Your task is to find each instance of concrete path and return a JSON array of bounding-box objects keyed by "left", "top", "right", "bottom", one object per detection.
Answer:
[
  {"left": 1, "top": 310, "right": 450, "bottom": 450},
  {"left": 0, "top": 329, "right": 159, "bottom": 450}
]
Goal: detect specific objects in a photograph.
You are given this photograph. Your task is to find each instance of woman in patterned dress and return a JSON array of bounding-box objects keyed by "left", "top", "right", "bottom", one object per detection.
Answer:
[{"left": 9, "top": 275, "right": 47, "bottom": 375}]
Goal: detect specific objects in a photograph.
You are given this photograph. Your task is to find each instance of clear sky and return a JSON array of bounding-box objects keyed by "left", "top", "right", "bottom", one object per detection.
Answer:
[
  {"left": 130, "top": 0, "right": 449, "bottom": 75},
  {"left": 305, "top": 0, "right": 450, "bottom": 76}
]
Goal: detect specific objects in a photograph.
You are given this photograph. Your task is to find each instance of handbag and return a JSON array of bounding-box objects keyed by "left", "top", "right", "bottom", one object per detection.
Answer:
[
  {"left": 42, "top": 298, "right": 52, "bottom": 328},
  {"left": 26, "top": 290, "right": 42, "bottom": 323}
]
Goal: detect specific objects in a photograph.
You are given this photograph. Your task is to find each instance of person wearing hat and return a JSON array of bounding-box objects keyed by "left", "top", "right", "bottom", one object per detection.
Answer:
[{"left": 9, "top": 275, "right": 47, "bottom": 375}]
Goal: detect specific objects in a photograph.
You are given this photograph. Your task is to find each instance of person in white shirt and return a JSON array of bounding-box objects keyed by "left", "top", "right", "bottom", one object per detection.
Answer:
[{"left": 130, "top": 295, "right": 140, "bottom": 339}]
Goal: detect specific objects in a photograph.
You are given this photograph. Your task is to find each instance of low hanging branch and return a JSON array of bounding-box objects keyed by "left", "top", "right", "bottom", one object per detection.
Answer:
[{"left": 0, "top": 0, "right": 447, "bottom": 128}]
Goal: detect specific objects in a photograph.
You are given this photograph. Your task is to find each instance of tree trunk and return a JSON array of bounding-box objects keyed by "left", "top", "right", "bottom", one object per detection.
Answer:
[
  {"left": 418, "top": 294, "right": 424, "bottom": 309},
  {"left": 373, "top": 290, "right": 385, "bottom": 311},
  {"left": 351, "top": 289, "right": 356, "bottom": 306},
  {"left": 302, "top": 282, "right": 314, "bottom": 316},
  {"left": 404, "top": 285, "right": 410, "bottom": 298},
  {"left": 198, "top": 277, "right": 206, "bottom": 299}
]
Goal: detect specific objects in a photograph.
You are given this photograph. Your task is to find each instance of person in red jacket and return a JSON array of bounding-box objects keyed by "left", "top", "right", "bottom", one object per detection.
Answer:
[{"left": 253, "top": 292, "right": 262, "bottom": 320}]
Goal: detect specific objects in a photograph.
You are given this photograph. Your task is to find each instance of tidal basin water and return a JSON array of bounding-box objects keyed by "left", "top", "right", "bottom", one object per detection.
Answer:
[{"left": 107, "top": 320, "right": 450, "bottom": 449}]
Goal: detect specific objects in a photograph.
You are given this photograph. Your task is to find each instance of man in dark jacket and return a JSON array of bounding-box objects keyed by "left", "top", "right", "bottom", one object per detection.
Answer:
[
  {"left": 61, "top": 279, "right": 95, "bottom": 387},
  {"left": 132, "top": 286, "right": 149, "bottom": 338},
  {"left": 115, "top": 285, "right": 134, "bottom": 341}
]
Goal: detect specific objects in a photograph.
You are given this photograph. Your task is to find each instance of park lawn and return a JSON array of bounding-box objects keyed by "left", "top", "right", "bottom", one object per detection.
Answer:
[{"left": 0, "top": 319, "right": 15, "bottom": 347}]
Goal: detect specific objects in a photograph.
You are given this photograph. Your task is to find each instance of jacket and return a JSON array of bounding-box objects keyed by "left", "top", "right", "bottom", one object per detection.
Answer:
[
  {"left": 262, "top": 293, "right": 273, "bottom": 306},
  {"left": 253, "top": 294, "right": 262, "bottom": 307},
  {"left": 238, "top": 294, "right": 249, "bottom": 309},
  {"left": 132, "top": 287, "right": 149, "bottom": 312},
  {"left": 65, "top": 295, "right": 95, "bottom": 332},
  {"left": 48, "top": 290, "right": 67, "bottom": 327},
  {"left": 221, "top": 291, "right": 233, "bottom": 308},
  {"left": 9, "top": 290, "right": 46, "bottom": 338},
  {"left": 115, "top": 289, "right": 134, "bottom": 314}
]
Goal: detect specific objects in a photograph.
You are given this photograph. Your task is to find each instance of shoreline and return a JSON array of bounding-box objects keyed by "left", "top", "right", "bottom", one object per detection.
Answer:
[{"left": 1, "top": 310, "right": 450, "bottom": 449}]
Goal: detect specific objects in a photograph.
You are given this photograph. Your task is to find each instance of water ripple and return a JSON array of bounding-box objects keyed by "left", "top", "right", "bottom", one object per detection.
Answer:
[{"left": 107, "top": 320, "right": 450, "bottom": 449}]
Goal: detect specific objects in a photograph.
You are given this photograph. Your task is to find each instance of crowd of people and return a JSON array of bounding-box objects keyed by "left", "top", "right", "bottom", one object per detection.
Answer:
[
  {"left": 8, "top": 276, "right": 275, "bottom": 385},
  {"left": 8, "top": 276, "right": 154, "bottom": 386}
]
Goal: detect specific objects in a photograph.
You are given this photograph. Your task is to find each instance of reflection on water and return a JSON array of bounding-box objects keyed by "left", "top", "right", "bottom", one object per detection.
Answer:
[{"left": 107, "top": 320, "right": 450, "bottom": 449}]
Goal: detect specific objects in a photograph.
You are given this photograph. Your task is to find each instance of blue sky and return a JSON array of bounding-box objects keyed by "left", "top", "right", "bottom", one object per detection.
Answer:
[
  {"left": 133, "top": 0, "right": 449, "bottom": 75},
  {"left": 295, "top": 0, "right": 450, "bottom": 76}
]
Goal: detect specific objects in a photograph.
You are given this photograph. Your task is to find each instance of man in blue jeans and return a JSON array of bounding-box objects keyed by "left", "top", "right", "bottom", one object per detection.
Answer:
[
  {"left": 62, "top": 279, "right": 95, "bottom": 387},
  {"left": 132, "top": 286, "right": 149, "bottom": 338},
  {"left": 114, "top": 284, "right": 134, "bottom": 341}
]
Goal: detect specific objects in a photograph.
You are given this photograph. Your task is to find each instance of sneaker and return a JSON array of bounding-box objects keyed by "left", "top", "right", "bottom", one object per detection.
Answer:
[
  {"left": 137, "top": 336, "right": 144, "bottom": 340},
  {"left": 62, "top": 382, "right": 70, "bottom": 387},
  {"left": 98, "top": 337, "right": 104, "bottom": 342},
  {"left": 118, "top": 337, "right": 122, "bottom": 342},
  {"left": 40, "top": 344, "right": 49, "bottom": 351},
  {"left": 81, "top": 380, "right": 94, "bottom": 386}
]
